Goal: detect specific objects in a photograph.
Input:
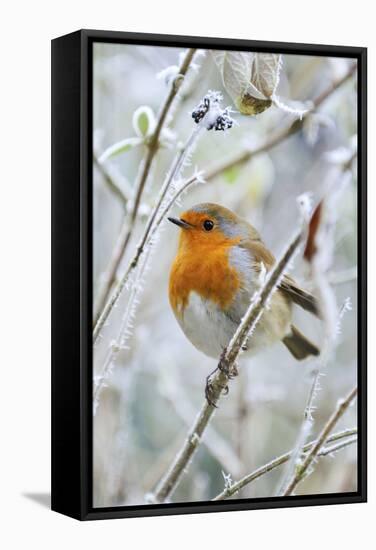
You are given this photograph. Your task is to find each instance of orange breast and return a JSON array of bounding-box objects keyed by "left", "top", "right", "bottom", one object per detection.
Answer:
[{"left": 169, "top": 236, "right": 242, "bottom": 316}]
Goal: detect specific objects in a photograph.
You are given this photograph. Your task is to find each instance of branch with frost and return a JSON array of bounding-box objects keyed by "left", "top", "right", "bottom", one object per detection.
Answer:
[
  {"left": 93, "top": 143, "right": 193, "bottom": 347},
  {"left": 278, "top": 159, "right": 353, "bottom": 495},
  {"left": 94, "top": 151, "right": 152, "bottom": 220},
  {"left": 319, "top": 435, "right": 357, "bottom": 457},
  {"left": 93, "top": 91, "right": 233, "bottom": 345},
  {"left": 93, "top": 48, "right": 197, "bottom": 325},
  {"left": 212, "top": 427, "right": 357, "bottom": 500},
  {"left": 306, "top": 164, "right": 354, "bottom": 347},
  {"left": 93, "top": 160, "right": 195, "bottom": 409},
  {"left": 93, "top": 245, "right": 152, "bottom": 415},
  {"left": 202, "top": 62, "right": 357, "bottom": 184},
  {"left": 276, "top": 369, "right": 321, "bottom": 495},
  {"left": 279, "top": 185, "right": 356, "bottom": 495},
  {"left": 93, "top": 152, "right": 130, "bottom": 205},
  {"left": 283, "top": 386, "right": 357, "bottom": 496},
  {"left": 234, "top": 374, "right": 248, "bottom": 480},
  {"left": 277, "top": 298, "right": 352, "bottom": 496},
  {"left": 160, "top": 379, "right": 244, "bottom": 478},
  {"left": 149, "top": 201, "right": 310, "bottom": 503},
  {"left": 93, "top": 93, "right": 235, "bottom": 412},
  {"left": 302, "top": 148, "right": 358, "bottom": 294}
]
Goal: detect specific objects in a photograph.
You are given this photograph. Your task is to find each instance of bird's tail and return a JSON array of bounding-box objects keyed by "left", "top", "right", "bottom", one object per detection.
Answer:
[{"left": 283, "top": 325, "right": 320, "bottom": 360}]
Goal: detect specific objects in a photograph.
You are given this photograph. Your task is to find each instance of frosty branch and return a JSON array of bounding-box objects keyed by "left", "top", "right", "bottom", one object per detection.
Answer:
[
  {"left": 276, "top": 369, "right": 321, "bottom": 495},
  {"left": 278, "top": 147, "right": 355, "bottom": 494},
  {"left": 93, "top": 153, "right": 129, "bottom": 205},
  {"left": 203, "top": 62, "right": 357, "bottom": 183},
  {"left": 93, "top": 48, "right": 197, "bottom": 325},
  {"left": 212, "top": 427, "right": 357, "bottom": 500},
  {"left": 161, "top": 382, "right": 244, "bottom": 477},
  {"left": 93, "top": 132, "right": 202, "bottom": 346},
  {"left": 283, "top": 386, "right": 357, "bottom": 495},
  {"left": 93, "top": 92, "right": 235, "bottom": 412}
]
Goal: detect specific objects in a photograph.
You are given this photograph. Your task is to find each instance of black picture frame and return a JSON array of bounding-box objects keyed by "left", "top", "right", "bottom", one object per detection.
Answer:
[{"left": 51, "top": 29, "right": 367, "bottom": 521}]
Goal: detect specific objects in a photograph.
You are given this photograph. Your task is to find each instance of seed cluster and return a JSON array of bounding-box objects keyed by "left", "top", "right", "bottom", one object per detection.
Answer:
[
  {"left": 192, "top": 92, "right": 234, "bottom": 132},
  {"left": 191, "top": 97, "right": 210, "bottom": 124},
  {"left": 207, "top": 107, "right": 233, "bottom": 131}
]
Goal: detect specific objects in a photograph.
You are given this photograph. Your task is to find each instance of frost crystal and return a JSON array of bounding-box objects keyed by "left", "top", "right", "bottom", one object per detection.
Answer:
[
  {"left": 257, "top": 262, "right": 267, "bottom": 286},
  {"left": 336, "top": 297, "right": 352, "bottom": 338},
  {"left": 297, "top": 192, "right": 313, "bottom": 223},
  {"left": 156, "top": 65, "right": 179, "bottom": 86},
  {"left": 222, "top": 470, "right": 233, "bottom": 490}
]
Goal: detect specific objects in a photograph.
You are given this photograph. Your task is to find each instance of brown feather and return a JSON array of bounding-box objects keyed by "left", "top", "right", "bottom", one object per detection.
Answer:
[
  {"left": 242, "top": 237, "right": 319, "bottom": 317},
  {"left": 283, "top": 325, "right": 320, "bottom": 360},
  {"left": 279, "top": 275, "right": 319, "bottom": 317}
]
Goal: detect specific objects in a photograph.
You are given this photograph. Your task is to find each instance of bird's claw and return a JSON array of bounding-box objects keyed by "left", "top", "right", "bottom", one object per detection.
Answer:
[
  {"left": 204, "top": 357, "right": 239, "bottom": 405},
  {"left": 218, "top": 358, "right": 239, "bottom": 380},
  {"left": 205, "top": 377, "right": 218, "bottom": 407}
]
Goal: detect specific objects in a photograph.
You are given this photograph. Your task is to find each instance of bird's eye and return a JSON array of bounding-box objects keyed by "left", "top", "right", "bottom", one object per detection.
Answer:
[{"left": 203, "top": 220, "right": 214, "bottom": 231}]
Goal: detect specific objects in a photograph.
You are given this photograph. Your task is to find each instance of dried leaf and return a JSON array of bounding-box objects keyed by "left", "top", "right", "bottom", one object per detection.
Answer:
[
  {"left": 237, "top": 95, "right": 272, "bottom": 116},
  {"left": 212, "top": 51, "right": 253, "bottom": 106},
  {"left": 304, "top": 202, "right": 323, "bottom": 262},
  {"left": 212, "top": 51, "right": 281, "bottom": 115},
  {"left": 250, "top": 53, "right": 281, "bottom": 99}
]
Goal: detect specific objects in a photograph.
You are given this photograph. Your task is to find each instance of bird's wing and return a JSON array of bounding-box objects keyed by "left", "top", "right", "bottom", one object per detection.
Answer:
[
  {"left": 244, "top": 239, "right": 275, "bottom": 270},
  {"left": 279, "top": 275, "right": 319, "bottom": 317},
  {"left": 241, "top": 238, "right": 319, "bottom": 317}
]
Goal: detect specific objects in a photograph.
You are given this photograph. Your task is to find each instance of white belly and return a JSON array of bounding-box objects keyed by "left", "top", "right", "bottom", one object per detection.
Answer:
[
  {"left": 176, "top": 292, "right": 236, "bottom": 358},
  {"left": 175, "top": 290, "right": 292, "bottom": 360}
]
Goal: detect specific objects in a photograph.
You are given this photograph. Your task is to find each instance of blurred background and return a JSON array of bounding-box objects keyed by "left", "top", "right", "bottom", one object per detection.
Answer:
[{"left": 93, "top": 44, "right": 358, "bottom": 507}]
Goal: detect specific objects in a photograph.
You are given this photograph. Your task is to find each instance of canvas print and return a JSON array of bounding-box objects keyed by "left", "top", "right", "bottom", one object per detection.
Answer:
[{"left": 92, "top": 43, "right": 358, "bottom": 508}]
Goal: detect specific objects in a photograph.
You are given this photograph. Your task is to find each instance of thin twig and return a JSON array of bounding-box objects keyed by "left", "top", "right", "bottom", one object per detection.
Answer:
[
  {"left": 276, "top": 369, "right": 321, "bottom": 495},
  {"left": 342, "top": 150, "right": 357, "bottom": 172},
  {"left": 150, "top": 220, "right": 306, "bottom": 503},
  {"left": 93, "top": 129, "right": 202, "bottom": 346},
  {"left": 93, "top": 153, "right": 129, "bottom": 205},
  {"left": 283, "top": 386, "right": 357, "bottom": 496},
  {"left": 319, "top": 435, "right": 357, "bottom": 457},
  {"left": 161, "top": 383, "right": 244, "bottom": 477},
  {"left": 93, "top": 125, "right": 207, "bottom": 410},
  {"left": 278, "top": 152, "right": 355, "bottom": 494},
  {"left": 235, "top": 374, "right": 249, "bottom": 484},
  {"left": 202, "top": 63, "right": 357, "bottom": 183},
  {"left": 212, "top": 427, "right": 357, "bottom": 500},
  {"left": 93, "top": 243, "right": 152, "bottom": 414},
  {"left": 93, "top": 48, "right": 197, "bottom": 326}
]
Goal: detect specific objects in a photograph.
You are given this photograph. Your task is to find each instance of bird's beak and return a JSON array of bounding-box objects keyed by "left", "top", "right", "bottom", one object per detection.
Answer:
[{"left": 168, "top": 217, "right": 193, "bottom": 229}]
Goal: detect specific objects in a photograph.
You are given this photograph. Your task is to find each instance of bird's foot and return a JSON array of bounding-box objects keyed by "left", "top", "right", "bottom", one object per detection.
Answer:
[
  {"left": 218, "top": 350, "right": 239, "bottom": 380},
  {"left": 204, "top": 375, "right": 218, "bottom": 407},
  {"left": 205, "top": 364, "right": 227, "bottom": 407},
  {"left": 230, "top": 363, "right": 239, "bottom": 378},
  {"left": 204, "top": 354, "right": 239, "bottom": 406}
]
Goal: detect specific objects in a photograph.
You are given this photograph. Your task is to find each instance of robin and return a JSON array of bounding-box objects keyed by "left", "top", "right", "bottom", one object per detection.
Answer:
[{"left": 168, "top": 203, "right": 319, "bottom": 362}]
